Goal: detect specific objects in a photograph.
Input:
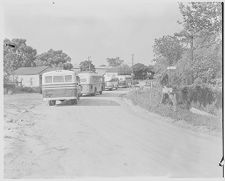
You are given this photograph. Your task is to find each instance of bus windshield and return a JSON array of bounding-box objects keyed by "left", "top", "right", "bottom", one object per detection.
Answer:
[
  {"left": 43, "top": 74, "right": 74, "bottom": 84},
  {"left": 53, "top": 76, "right": 64, "bottom": 83}
]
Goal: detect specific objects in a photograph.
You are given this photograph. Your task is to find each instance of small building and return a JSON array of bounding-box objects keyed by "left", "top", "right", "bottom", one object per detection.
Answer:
[
  {"left": 10, "top": 66, "right": 61, "bottom": 88},
  {"left": 72, "top": 66, "right": 110, "bottom": 76},
  {"left": 95, "top": 66, "right": 110, "bottom": 76}
]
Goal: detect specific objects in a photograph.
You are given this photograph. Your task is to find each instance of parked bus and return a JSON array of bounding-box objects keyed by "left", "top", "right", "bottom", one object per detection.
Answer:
[
  {"left": 104, "top": 74, "right": 119, "bottom": 91},
  {"left": 78, "top": 72, "right": 104, "bottom": 96},
  {"left": 117, "top": 75, "right": 132, "bottom": 88},
  {"left": 42, "top": 70, "right": 81, "bottom": 106}
]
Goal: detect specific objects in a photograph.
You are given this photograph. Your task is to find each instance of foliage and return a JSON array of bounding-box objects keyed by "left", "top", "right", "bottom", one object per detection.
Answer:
[
  {"left": 132, "top": 63, "right": 154, "bottom": 79},
  {"left": 175, "top": 2, "right": 222, "bottom": 49},
  {"left": 126, "top": 88, "right": 221, "bottom": 133},
  {"left": 117, "top": 64, "right": 131, "bottom": 75},
  {"left": 4, "top": 38, "right": 74, "bottom": 81},
  {"left": 154, "top": 2, "right": 222, "bottom": 87},
  {"left": 107, "top": 64, "right": 131, "bottom": 75},
  {"left": 13, "top": 87, "right": 42, "bottom": 94},
  {"left": 63, "top": 62, "right": 73, "bottom": 70},
  {"left": 176, "top": 83, "right": 222, "bottom": 110},
  {"left": 79, "top": 60, "right": 96, "bottom": 72},
  {"left": 35, "top": 49, "right": 71, "bottom": 68},
  {"left": 4, "top": 38, "right": 37, "bottom": 81},
  {"left": 106, "top": 57, "right": 124, "bottom": 67},
  {"left": 192, "top": 53, "right": 221, "bottom": 84},
  {"left": 153, "top": 35, "right": 184, "bottom": 65},
  {"left": 153, "top": 57, "right": 169, "bottom": 75},
  {"left": 178, "top": 2, "right": 222, "bottom": 35}
]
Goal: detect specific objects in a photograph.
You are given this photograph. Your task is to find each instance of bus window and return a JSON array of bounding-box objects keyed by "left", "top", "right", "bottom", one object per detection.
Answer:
[
  {"left": 53, "top": 76, "right": 64, "bottom": 83},
  {"left": 45, "top": 76, "right": 52, "bottom": 83},
  {"left": 65, "top": 75, "right": 72, "bottom": 82}
]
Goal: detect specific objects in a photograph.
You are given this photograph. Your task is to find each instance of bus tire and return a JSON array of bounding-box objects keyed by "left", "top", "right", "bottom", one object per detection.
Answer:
[
  {"left": 49, "top": 100, "right": 56, "bottom": 106},
  {"left": 8, "top": 89, "right": 13, "bottom": 95},
  {"left": 94, "top": 88, "right": 97, "bottom": 96},
  {"left": 71, "top": 99, "right": 77, "bottom": 105}
]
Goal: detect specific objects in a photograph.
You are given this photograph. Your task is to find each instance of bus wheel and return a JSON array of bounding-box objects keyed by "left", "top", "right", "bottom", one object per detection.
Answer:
[
  {"left": 94, "top": 88, "right": 97, "bottom": 96},
  {"left": 71, "top": 99, "right": 77, "bottom": 105},
  {"left": 49, "top": 100, "right": 56, "bottom": 106}
]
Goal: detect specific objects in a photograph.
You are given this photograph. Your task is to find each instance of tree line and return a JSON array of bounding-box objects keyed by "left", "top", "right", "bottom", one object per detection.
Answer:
[
  {"left": 4, "top": 39, "right": 154, "bottom": 82},
  {"left": 153, "top": 2, "right": 222, "bottom": 110},
  {"left": 153, "top": 2, "right": 222, "bottom": 87},
  {"left": 4, "top": 38, "right": 73, "bottom": 82},
  {"left": 81, "top": 57, "right": 154, "bottom": 79}
]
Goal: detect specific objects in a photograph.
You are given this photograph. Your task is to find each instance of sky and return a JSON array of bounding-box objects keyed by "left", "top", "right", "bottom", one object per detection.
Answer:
[{"left": 3, "top": 0, "right": 183, "bottom": 67}]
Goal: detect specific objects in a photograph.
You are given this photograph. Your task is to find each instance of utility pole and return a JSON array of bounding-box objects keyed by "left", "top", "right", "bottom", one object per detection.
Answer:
[
  {"left": 190, "top": 33, "right": 194, "bottom": 84},
  {"left": 131, "top": 54, "right": 134, "bottom": 85},
  {"left": 87, "top": 56, "right": 91, "bottom": 71}
]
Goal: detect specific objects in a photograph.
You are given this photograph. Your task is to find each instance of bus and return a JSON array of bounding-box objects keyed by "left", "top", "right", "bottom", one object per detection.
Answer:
[
  {"left": 104, "top": 74, "right": 119, "bottom": 91},
  {"left": 78, "top": 72, "right": 104, "bottom": 96},
  {"left": 117, "top": 75, "right": 132, "bottom": 88},
  {"left": 42, "top": 70, "right": 81, "bottom": 106}
]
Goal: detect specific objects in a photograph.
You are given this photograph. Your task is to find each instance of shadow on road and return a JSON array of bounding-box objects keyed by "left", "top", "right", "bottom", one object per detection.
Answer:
[
  {"left": 98, "top": 88, "right": 129, "bottom": 98},
  {"left": 55, "top": 100, "right": 79, "bottom": 106}
]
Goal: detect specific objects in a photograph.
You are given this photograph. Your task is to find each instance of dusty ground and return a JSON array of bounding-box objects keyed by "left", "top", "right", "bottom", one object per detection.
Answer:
[{"left": 4, "top": 89, "right": 222, "bottom": 178}]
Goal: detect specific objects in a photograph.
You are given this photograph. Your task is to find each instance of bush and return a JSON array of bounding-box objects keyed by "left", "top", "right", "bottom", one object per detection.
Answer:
[
  {"left": 178, "top": 84, "right": 222, "bottom": 110},
  {"left": 13, "top": 86, "right": 42, "bottom": 93},
  {"left": 126, "top": 87, "right": 221, "bottom": 133}
]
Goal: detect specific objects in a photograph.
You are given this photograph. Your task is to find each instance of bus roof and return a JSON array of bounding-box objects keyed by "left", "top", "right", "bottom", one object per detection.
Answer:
[{"left": 42, "top": 70, "right": 75, "bottom": 76}]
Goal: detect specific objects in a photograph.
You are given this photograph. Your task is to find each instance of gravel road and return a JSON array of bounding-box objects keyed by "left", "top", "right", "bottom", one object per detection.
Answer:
[{"left": 4, "top": 89, "right": 222, "bottom": 178}]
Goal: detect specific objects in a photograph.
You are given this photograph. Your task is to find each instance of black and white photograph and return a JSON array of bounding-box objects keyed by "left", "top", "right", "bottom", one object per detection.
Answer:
[{"left": 2, "top": 0, "right": 223, "bottom": 179}]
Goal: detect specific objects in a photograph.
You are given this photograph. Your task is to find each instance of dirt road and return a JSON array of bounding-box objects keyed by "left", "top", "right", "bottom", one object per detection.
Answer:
[{"left": 4, "top": 89, "right": 222, "bottom": 178}]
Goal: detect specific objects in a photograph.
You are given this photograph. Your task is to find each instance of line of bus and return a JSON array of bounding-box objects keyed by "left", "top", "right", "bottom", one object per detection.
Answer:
[
  {"left": 78, "top": 72, "right": 104, "bottom": 96},
  {"left": 104, "top": 75, "right": 119, "bottom": 91},
  {"left": 117, "top": 75, "right": 132, "bottom": 88}
]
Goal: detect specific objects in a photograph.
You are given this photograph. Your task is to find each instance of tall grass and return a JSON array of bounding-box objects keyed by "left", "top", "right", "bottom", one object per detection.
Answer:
[{"left": 126, "top": 87, "right": 222, "bottom": 134}]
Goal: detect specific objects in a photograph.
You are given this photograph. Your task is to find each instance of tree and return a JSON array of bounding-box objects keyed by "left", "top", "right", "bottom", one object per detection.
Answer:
[
  {"left": 153, "top": 57, "right": 169, "bottom": 75},
  {"left": 131, "top": 63, "right": 155, "bottom": 80},
  {"left": 107, "top": 64, "right": 131, "bottom": 75},
  {"left": 79, "top": 60, "right": 95, "bottom": 72},
  {"left": 146, "top": 65, "right": 155, "bottom": 79},
  {"left": 176, "top": 2, "right": 222, "bottom": 84},
  {"left": 63, "top": 62, "right": 73, "bottom": 70},
  {"left": 4, "top": 38, "right": 37, "bottom": 81},
  {"left": 178, "top": 2, "right": 222, "bottom": 36},
  {"left": 117, "top": 64, "right": 131, "bottom": 75},
  {"left": 192, "top": 42, "right": 221, "bottom": 84},
  {"left": 132, "top": 63, "right": 148, "bottom": 79},
  {"left": 106, "top": 57, "right": 124, "bottom": 67},
  {"left": 176, "top": 2, "right": 222, "bottom": 69},
  {"left": 35, "top": 49, "right": 71, "bottom": 68},
  {"left": 153, "top": 35, "right": 184, "bottom": 66}
]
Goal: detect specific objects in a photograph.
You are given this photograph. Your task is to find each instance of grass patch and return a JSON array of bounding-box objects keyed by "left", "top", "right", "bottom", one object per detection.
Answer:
[{"left": 126, "top": 87, "right": 222, "bottom": 133}]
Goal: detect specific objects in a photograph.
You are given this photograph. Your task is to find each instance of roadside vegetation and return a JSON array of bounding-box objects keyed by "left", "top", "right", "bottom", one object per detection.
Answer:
[
  {"left": 126, "top": 85, "right": 221, "bottom": 134},
  {"left": 126, "top": 2, "right": 222, "bottom": 134}
]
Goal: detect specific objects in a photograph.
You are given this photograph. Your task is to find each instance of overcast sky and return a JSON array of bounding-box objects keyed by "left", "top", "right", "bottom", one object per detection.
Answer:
[{"left": 3, "top": 0, "right": 183, "bottom": 66}]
